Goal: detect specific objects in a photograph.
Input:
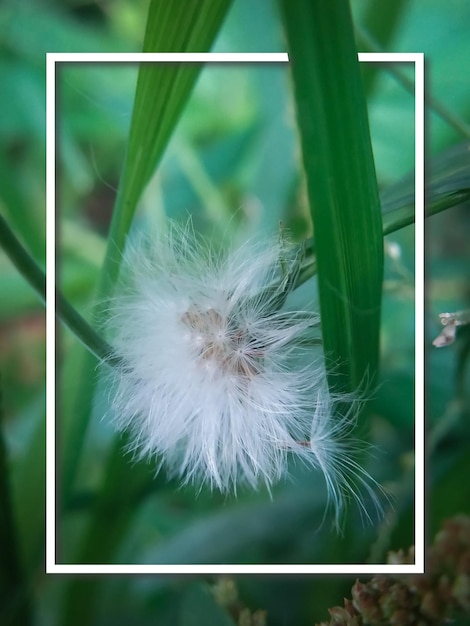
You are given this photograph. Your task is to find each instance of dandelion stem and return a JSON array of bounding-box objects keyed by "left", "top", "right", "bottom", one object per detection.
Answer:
[
  {"left": 0, "top": 212, "right": 45, "bottom": 305},
  {"left": 295, "top": 257, "right": 317, "bottom": 288},
  {"left": 0, "top": 212, "right": 117, "bottom": 366}
]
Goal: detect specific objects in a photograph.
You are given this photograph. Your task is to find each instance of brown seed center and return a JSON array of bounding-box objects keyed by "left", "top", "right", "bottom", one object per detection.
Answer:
[{"left": 181, "top": 307, "right": 262, "bottom": 377}]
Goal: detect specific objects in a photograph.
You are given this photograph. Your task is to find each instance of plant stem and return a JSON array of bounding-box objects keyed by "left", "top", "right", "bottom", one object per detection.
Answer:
[
  {"left": 0, "top": 212, "right": 116, "bottom": 365},
  {"left": 356, "top": 25, "right": 470, "bottom": 140}
]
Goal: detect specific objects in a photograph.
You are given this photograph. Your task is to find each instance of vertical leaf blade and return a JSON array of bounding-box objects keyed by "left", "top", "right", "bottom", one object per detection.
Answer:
[
  {"left": 107, "top": 0, "right": 233, "bottom": 290},
  {"left": 61, "top": 2, "right": 232, "bottom": 624},
  {"left": 62, "top": 0, "right": 233, "bottom": 505},
  {"left": 280, "top": 0, "right": 384, "bottom": 394}
]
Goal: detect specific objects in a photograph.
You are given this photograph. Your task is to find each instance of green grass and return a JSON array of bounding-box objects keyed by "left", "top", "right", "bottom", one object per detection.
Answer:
[
  {"left": 281, "top": 0, "right": 383, "bottom": 397},
  {"left": 1, "top": 0, "right": 470, "bottom": 624}
]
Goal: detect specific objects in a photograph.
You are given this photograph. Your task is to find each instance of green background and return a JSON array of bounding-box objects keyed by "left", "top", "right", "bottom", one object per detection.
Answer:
[{"left": 1, "top": 0, "right": 469, "bottom": 624}]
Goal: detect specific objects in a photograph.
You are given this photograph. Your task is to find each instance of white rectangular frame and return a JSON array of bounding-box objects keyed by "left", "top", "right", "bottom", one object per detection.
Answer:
[{"left": 46, "top": 51, "right": 424, "bottom": 574}]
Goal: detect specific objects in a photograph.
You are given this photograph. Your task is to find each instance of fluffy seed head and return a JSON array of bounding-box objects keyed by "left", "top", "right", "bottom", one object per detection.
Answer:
[{"left": 104, "top": 222, "right": 382, "bottom": 524}]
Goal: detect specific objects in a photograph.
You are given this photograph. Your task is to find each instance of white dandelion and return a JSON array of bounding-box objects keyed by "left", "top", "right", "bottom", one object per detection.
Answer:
[{"left": 104, "top": 222, "right": 381, "bottom": 523}]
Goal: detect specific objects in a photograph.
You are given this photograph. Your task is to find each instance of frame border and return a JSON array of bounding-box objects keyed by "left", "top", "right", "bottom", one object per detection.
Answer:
[{"left": 46, "top": 51, "right": 424, "bottom": 574}]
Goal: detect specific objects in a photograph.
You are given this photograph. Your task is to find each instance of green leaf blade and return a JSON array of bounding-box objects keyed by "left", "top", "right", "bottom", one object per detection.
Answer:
[
  {"left": 60, "top": 2, "right": 233, "bottom": 624},
  {"left": 281, "top": 0, "right": 384, "bottom": 395},
  {"left": 62, "top": 0, "right": 233, "bottom": 505},
  {"left": 119, "top": 0, "right": 233, "bottom": 244}
]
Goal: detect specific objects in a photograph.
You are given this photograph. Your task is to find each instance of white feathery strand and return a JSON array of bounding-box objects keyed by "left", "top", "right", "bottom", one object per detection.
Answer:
[{"left": 103, "top": 222, "right": 383, "bottom": 524}]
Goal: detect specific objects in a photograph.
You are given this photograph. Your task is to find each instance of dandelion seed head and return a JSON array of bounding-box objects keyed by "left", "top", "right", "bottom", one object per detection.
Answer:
[{"left": 104, "top": 222, "right": 383, "bottom": 523}]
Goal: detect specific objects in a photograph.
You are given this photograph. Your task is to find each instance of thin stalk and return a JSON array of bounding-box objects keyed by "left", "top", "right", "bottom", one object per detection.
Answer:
[
  {"left": 356, "top": 25, "right": 470, "bottom": 140},
  {"left": 359, "top": 0, "right": 407, "bottom": 95},
  {"left": 382, "top": 190, "right": 470, "bottom": 235},
  {"left": 0, "top": 212, "right": 45, "bottom": 305},
  {"left": 0, "top": 212, "right": 116, "bottom": 365}
]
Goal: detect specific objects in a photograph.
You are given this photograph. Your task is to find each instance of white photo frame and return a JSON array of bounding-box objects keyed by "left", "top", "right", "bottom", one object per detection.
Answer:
[{"left": 46, "top": 51, "right": 424, "bottom": 574}]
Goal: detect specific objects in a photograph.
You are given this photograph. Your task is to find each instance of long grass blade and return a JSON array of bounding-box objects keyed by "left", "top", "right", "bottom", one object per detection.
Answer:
[
  {"left": 280, "top": 0, "right": 384, "bottom": 395},
  {"left": 381, "top": 141, "right": 470, "bottom": 233},
  {"left": 103, "top": 0, "right": 233, "bottom": 292},
  {"left": 61, "top": 0, "right": 233, "bottom": 506},
  {"left": 61, "top": 2, "right": 232, "bottom": 623}
]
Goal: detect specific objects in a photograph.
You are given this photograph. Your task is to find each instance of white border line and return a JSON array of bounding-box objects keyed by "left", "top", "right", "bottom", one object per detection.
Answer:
[
  {"left": 46, "top": 53, "right": 57, "bottom": 571},
  {"left": 48, "top": 52, "right": 290, "bottom": 63},
  {"left": 46, "top": 52, "right": 424, "bottom": 574},
  {"left": 413, "top": 52, "right": 425, "bottom": 572}
]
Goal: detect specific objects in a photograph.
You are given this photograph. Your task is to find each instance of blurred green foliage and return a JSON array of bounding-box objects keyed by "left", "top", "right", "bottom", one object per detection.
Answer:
[{"left": 0, "top": 0, "right": 469, "bottom": 625}]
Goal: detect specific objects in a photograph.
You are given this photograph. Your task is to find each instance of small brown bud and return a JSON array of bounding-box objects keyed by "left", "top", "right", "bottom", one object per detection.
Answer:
[
  {"left": 453, "top": 573, "right": 470, "bottom": 612},
  {"left": 420, "top": 590, "right": 443, "bottom": 620}
]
